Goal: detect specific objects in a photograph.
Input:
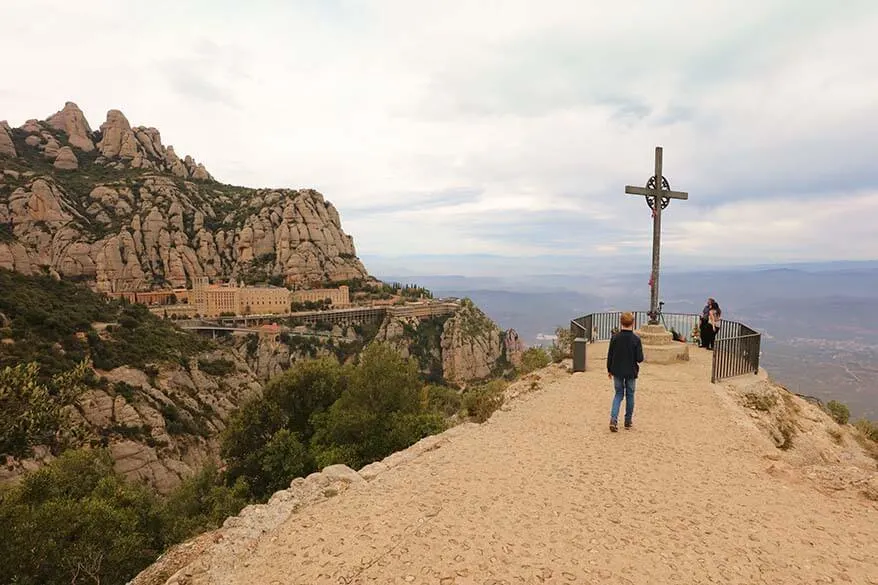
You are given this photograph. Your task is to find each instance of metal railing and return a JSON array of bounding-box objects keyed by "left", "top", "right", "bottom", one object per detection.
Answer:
[
  {"left": 571, "top": 311, "right": 700, "bottom": 343},
  {"left": 570, "top": 311, "right": 761, "bottom": 383},
  {"left": 710, "top": 320, "right": 761, "bottom": 383}
]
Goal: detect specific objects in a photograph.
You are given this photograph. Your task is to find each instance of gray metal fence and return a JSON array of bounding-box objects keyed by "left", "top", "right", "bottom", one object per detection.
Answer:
[
  {"left": 710, "top": 321, "right": 761, "bottom": 383},
  {"left": 570, "top": 311, "right": 761, "bottom": 383},
  {"left": 571, "top": 311, "right": 700, "bottom": 342}
]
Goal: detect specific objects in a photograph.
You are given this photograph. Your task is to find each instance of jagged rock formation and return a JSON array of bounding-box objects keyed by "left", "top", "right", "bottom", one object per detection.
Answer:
[
  {"left": 440, "top": 299, "right": 507, "bottom": 384},
  {"left": 46, "top": 101, "right": 95, "bottom": 152},
  {"left": 53, "top": 146, "right": 78, "bottom": 170},
  {"left": 374, "top": 300, "right": 520, "bottom": 384},
  {"left": 0, "top": 121, "right": 15, "bottom": 157},
  {"left": 374, "top": 315, "right": 420, "bottom": 359},
  {"left": 0, "top": 102, "right": 367, "bottom": 290}
]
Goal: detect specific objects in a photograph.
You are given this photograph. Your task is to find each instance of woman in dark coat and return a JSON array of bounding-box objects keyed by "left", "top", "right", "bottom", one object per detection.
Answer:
[
  {"left": 699, "top": 298, "right": 712, "bottom": 348},
  {"left": 701, "top": 298, "right": 722, "bottom": 349}
]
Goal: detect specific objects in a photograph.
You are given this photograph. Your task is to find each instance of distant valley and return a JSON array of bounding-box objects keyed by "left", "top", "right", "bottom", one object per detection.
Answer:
[{"left": 383, "top": 262, "right": 878, "bottom": 419}]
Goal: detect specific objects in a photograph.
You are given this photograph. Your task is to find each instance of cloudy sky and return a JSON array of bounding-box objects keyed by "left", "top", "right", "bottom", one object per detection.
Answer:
[{"left": 2, "top": 0, "right": 877, "bottom": 275}]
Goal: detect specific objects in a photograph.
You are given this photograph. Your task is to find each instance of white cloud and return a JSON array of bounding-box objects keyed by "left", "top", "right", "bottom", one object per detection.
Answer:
[{"left": 1, "top": 0, "right": 877, "bottom": 273}]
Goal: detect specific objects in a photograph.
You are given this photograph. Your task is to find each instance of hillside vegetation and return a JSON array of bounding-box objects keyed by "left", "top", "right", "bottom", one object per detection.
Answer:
[{"left": 0, "top": 269, "right": 214, "bottom": 460}]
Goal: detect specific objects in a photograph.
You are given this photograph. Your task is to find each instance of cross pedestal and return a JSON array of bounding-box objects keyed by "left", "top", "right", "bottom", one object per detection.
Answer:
[
  {"left": 624, "top": 146, "right": 690, "bottom": 363},
  {"left": 636, "top": 323, "right": 689, "bottom": 364}
]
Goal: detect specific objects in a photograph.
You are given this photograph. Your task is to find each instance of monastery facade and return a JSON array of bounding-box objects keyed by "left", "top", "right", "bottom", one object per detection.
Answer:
[
  {"left": 191, "top": 277, "right": 291, "bottom": 317},
  {"left": 291, "top": 285, "right": 350, "bottom": 307}
]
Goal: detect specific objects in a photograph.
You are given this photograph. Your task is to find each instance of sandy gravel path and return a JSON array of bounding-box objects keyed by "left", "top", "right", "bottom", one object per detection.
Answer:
[{"left": 223, "top": 344, "right": 878, "bottom": 584}]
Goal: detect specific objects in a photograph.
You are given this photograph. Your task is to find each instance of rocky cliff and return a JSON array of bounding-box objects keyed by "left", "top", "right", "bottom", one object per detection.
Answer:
[
  {"left": 71, "top": 353, "right": 261, "bottom": 494},
  {"left": 0, "top": 102, "right": 367, "bottom": 291},
  {"left": 375, "top": 300, "right": 519, "bottom": 385}
]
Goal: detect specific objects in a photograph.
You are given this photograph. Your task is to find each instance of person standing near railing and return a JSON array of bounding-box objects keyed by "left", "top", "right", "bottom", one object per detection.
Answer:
[
  {"left": 607, "top": 312, "right": 644, "bottom": 432},
  {"left": 700, "top": 298, "right": 722, "bottom": 350},
  {"left": 708, "top": 299, "right": 722, "bottom": 348}
]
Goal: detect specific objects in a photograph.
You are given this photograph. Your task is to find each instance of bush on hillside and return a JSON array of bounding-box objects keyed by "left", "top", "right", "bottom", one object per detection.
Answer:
[
  {"left": 222, "top": 347, "right": 446, "bottom": 500},
  {"left": 0, "top": 359, "right": 89, "bottom": 458},
  {"left": 422, "top": 384, "right": 462, "bottom": 417},
  {"left": 462, "top": 380, "right": 506, "bottom": 423},
  {"left": 0, "top": 449, "right": 164, "bottom": 585},
  {"left": 197, "top": 357, "right": 236, "bottom": 377},
  {"left": 157, "top": 462, "right": 250, "bottom": 545},
  {"left": 743, "top": 391, "right": 777, "bottom": 412},
  {"left": 0, "top": 449, "right": 252, "bottom": 585},
  {"left": 825, "top": 400, "right": 850, "bottom": 425},
  {"left": 310, "top": 344, "right": 445, "bottom": 470},
  {"left": 518, "top": 347, "right": 550, "bottom": 374},
  {"left": 0, "top": 269, "right": 209, "bottom": 378},
  {"left": 855, "top": 418, "right": 878, "bottom": 440}
]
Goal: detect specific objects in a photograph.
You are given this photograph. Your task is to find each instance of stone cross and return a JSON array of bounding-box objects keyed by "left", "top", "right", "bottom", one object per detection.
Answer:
[{"left": 624, "top": 146, "right": 688, "bottom": 324}]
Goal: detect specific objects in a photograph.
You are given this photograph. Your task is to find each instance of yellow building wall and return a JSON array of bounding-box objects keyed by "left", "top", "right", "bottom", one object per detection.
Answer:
[
  {"left": 239, "top": 287, "right": 290, "bottom": 315},
  {"left": 291, "top": 285, "right": 350, "bottom": 307}
]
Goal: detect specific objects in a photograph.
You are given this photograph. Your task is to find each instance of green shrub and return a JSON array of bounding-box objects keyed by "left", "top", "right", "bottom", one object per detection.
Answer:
[
  {"left": 0, "top": 360, "right": 88, "bottom": 457},
  {"left": 854, "top": 418, "right": 878, "bottom": 442},
  {"left": 197, "top": 358, "right": 235, "bottom": 377},
  {"left": 825, "top": 400, "right": 850, "bottom": 425},
  {"left": 114, "top": 381, "right": 138, "bottom": 402},
  {"left": 743, "top": 391, "right": 777, "bottom": 412},
  {"left": 462, "top": 380, "right": 506, "bottom": 423},
  {"left": 0, "top": 449, "right": 164, "bottom": 585},
  {"left": 423, "top": 384, "right": 462, "bottom": 417},
  {"left": 0, "top": 269, "right": 210, "bottom": 378},
  {"left": 310, "top": 344, "right": 445, "bottom": 471},
  {"left": 0, "top": 449, "right": 255, "bottom": 585},
  {"left": 160, "top": 463, "right": 250, "bottom": 544},
  {"left": 158, "top": 402, "right": 208, "bottom": 437},
  {"left": 519, "top": 347, "right": 550, "bottom": 374}
]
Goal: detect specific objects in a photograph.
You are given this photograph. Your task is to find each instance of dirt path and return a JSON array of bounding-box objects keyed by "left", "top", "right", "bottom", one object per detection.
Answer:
[{"left": 221, "top": 345, "right": 878, "bottom": 584}]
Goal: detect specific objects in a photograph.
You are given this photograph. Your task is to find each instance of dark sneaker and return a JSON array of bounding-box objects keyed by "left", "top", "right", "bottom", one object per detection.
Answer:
[
  {"left": 624, "top": 422, "right": 633, "bottom": 430},
  {"left": 609, "top": 421, "right": 618, "bottom": 433}
]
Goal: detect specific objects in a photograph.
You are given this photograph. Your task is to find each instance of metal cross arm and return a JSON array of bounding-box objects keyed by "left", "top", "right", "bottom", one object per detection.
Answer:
[{"left": 624, "top": 185, "right": 688, "bottom": 200}]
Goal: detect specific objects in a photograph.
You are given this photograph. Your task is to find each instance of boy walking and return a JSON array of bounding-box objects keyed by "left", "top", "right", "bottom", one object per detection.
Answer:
[{"left": 607, "top": 312, "right": 644, "bottom": 432}]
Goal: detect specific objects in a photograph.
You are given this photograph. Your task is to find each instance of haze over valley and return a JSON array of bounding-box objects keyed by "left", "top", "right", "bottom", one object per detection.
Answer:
[{"left": 380, "top": 261, "right": 878, "bottom": 418}]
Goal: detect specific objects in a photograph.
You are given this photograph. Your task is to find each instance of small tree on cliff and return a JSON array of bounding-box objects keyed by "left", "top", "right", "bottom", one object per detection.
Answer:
[
  {"left": 0, "top": 449, "right": 164, "bottom": 585},
  {"left": 0, "top": 360, "right": 88, "bottom": 458},
  {"left": 310, "top": 343, "right": 445, "bottom": 470},
  {"left": 221, "top": 356, "right": 346, "bottom": 500}
]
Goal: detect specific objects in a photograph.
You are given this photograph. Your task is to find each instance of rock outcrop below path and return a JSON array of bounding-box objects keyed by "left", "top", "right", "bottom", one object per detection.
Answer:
[{"left": 136, "top": 345, "right": 878, "bottom": 585}]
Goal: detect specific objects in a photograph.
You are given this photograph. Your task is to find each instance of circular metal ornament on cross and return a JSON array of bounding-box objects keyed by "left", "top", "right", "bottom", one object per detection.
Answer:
[{"left": 645, "top": 176, "right": 671, "bottom": 210}]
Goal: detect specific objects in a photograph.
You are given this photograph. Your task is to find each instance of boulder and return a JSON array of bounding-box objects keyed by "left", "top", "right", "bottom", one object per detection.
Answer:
[
  {"left": 98, "top": 109, "right": 139, "bottom": 158},
  {"left": 0, "top": 121, "right": 16, "bottom": 157},
  {"left": 46, "top": 101, "right": 95, "bottom": 152},
  {"left": 53, "top": 146, "right": 79, "bottom": 170},
  {"left": 42, "top": 137, "right": 61, "bottom": 159},
  {"left": 21, "top": 119, "right": 42, "bottom": 133}
]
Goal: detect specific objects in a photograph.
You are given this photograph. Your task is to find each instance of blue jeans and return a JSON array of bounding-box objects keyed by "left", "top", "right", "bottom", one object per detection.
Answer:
[{"left": 610, "top": 376, "right": 636, "bottom": 425}]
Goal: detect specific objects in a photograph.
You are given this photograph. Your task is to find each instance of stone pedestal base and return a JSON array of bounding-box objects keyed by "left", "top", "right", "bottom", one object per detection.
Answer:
[{"left": 636, "top": 324, "right": 690, "bottom": 364}]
